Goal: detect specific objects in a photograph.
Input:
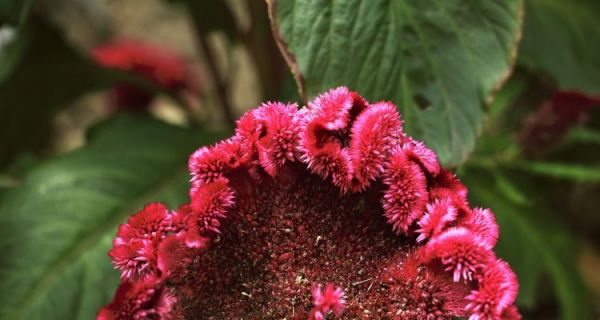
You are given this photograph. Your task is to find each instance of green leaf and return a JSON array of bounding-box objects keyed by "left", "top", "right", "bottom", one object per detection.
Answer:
[
  {"left": 520, "top": 0, "right": 600, "bottom": 94},
  {"left": 268, "top": 0, "right": 523, "bottom": 166},
  {"left": 463, "top": 168, "right": 595, "bottom": 319},
  {"left": 467, "top": 156, "right": 600, "bottom": 182},
  {"left": 562, "top": 127, "right": 600, "bottom": 146},
  {"left": 507, "top": 161, "right": 600, "bottom": 182},
  {"left": 0, "top": 115, "right": 225, "bottom": 320}
]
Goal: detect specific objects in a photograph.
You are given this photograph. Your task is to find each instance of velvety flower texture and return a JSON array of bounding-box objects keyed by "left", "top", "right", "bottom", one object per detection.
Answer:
[
  {"left": 100, "top": 87, "right": 520, "bottom": 319},
  {"left": 92, "top": 40, "right": 197, "bottom": 111}
]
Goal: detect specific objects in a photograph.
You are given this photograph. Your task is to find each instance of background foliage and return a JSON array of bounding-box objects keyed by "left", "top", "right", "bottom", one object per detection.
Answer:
[{"left": 0, "top": 0, "right": 599, "bottom": 319}]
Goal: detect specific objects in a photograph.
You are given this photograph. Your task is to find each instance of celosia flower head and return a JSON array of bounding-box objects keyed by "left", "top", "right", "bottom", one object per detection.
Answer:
[
  {"left": 92, "top": 40, "right": 197, "bottom": 111},
  {"left": 100, "top": 87, "right": 520, "bottom": 319}
]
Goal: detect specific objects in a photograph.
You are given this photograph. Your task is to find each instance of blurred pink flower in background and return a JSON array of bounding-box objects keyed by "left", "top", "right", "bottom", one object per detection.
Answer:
[{"left": 92, "top": 40, "right": 198, "bottom": 112}]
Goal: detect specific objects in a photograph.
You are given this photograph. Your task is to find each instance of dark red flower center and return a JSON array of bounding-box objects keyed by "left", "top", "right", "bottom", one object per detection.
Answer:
[{"left": 175, "top": 165, "right": 466, "bottom": 319}]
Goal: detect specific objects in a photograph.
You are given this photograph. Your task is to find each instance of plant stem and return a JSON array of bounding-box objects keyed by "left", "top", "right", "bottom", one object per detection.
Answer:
[{"left": 193, "top": 25, "right": 236, "bottom": 128}]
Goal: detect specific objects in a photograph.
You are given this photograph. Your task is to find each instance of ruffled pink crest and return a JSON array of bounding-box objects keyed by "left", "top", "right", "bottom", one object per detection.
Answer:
[
  {"left": 235, "top": 109, "right": 264, "bottom": 162},
  {"left": 463, "top": 208, "right": 500, "bottom": 248},
  {"left": 301, "top": 126, "right": 347, "bottom": 184},
  {"left": 188, "top": 139, "right": 242, "bottom": 187},
  {"left": 306, "top": 86, "right": 363, "bottom": 131},
  {"left": 309, "top": 283, "right": 346, "bottom": 320},
  {"left": 466, "top": 259, "right": 519, "bottom": 320},
  {"left": 421, "top": 227, "right": 494, "bottom": 283},
  {"left": 417, "top": 198, "right": 458, "bottom": 242},
  {"left": 348, "top": 101, "right": 403, "bottom": 191},
  {"left": 430, "top": 169, "right": 469, "bottom": 202},
  {"left": 109, "top": 239, "right": 159, "bottom": 281},
  {"left": 189, "top": 179, "right": 235, "bottom": 237},
  {"left": 157, "top": 233, "right": 203, "bottom": 281},
  {"left": 97, "top": 279, "right": 175, "bottom": 320},
  {"left": 301, "top": 87, "right": 369, "bottom": 191},
  {"left": 252, "top": 102, "right": 302, "bottom": 176},
  {"left": 382, "top": 150, "right": 428, "bottom": 233},
  {"left": 167, "top": 205, "right": 192, "bottom": 234},
  {"left": 301, "top": 122, "right": 353, "bottom": 191},
  {"left": 399, "top": 139, "right": 441, "bottom": 176},
  {"left": 116, "top": 202, "right": 170, "bottom": 242},
  {"left": 190, "top": 179, "right": 235, "bottom": 219}
]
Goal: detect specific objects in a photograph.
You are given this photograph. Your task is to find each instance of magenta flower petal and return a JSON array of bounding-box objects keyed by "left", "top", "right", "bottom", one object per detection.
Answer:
[
  {"left": 189, "top": 178, "right": 235, "bottom": 235},
  {"left": 115, "top": 203, "right": 170, "bottom": 243},
  {"left": 349, "top": 101, "right": 403, "bottom": 191},
  {"left": 417, "top": 197, "right": 458, "bottom": 242},
  {"left": 466, "top": 259, "right": 520, "bottom": 320},
  {"left": 464, "top": 208, "right": 500, "bottom": 248},
  {"left": 421, "top": 227, "right": 495, "bottom": 282},
  {"left": 97, "top": 279, "right": 176, "bottom": 320},
  {"left": 399, "top": 139, "right": 441, "bottom": 176},
  {"left": 157, "top": 233, "right": 203, "bottom": 281},
  {"left": 247, "top": 102, "right": 302, "bottom": 176},
  {"left": 188, "top": 139, "right": 242, "bottom": 187},
  {"left": 382, "top": 147, "right": 428, "bottom": 233}
]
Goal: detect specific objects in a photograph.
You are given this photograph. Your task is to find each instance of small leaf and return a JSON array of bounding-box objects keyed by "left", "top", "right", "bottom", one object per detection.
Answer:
[
  {"left": 511, "top": 161, "right": 600, "bottom": 182},
  {"left": 491, "top": 169, "right": 531, "bottom": 206},
  {"left": 463, "top": 168, "right": 595, "bottom": 319},
  {"left": 267, "top": 0, "right": 523, "bottom": 166},
  {"left": 562, "top": 127, "right": 600, "bottom": 146},
  {"left": 520, "top": 0, "right": 600, "bottom": 94},
  {"left": 0, "top": 115, "right": 225, "bottom": 320}
]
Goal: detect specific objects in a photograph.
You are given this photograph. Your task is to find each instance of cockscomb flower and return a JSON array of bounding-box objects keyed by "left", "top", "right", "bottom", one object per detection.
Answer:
[
  {"left": 416, "top": 198, "right": 458, "bottom": 243},
  {"left": 100, "top": 87, "right": 520, "bottom": 319},
  {"left": 92, "top": 40, "right": 197, "bottom": 111}
]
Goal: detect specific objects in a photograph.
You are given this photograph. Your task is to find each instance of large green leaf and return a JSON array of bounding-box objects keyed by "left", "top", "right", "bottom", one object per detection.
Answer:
[
  {"left": 520, "top": 0, "right": 600, "bottom": 94},
  {"left": 268, "top": 0, "right": 523, "bottom": 165},
  {"left": 463, "top": 167, "right": 595, "bottom": 320},
  {"left": 0, "top": 115, "right": 225, "bottom": 320}
]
